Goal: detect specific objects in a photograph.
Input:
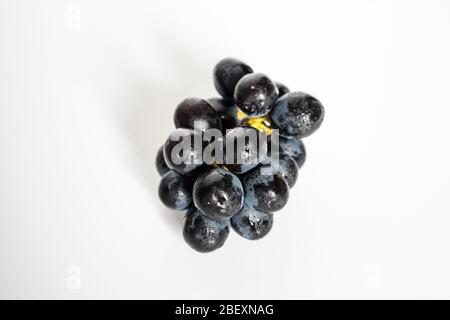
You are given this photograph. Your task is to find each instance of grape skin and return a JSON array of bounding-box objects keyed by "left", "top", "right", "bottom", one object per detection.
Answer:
[
  {"left": 279, "top": 136, "right": 306, "bottom": 169},
  {"left": 268, "top": 135, "right": 306, "bottom": 169},
  {"left": 174, "top": 97, "right": 222, "bottom": 132},
  {"left": 234, "top": 73, "right": 279, "bottom": 118},
  {"left": 158, "top": 171, "right": 195, "bottom": 210},
  {"left": 163, "top": 128, "right": 205, "bottom": 176},
  {"left": 156, "top": 145, "right": 170, "bottom": 177},
  {"left": 213, "top": 58, "right": 253, "bottom": 101},
  {"left": 193, "top": 168, "right": 244, "bottom": 220},
  {"left": 183, "top": 207, "right": 230, "bottom": 253},
  {"left": 263, "top": 153, "right": 298, "bottom": 188},
  {"left": 270, "top": 91, "right": 324, "bottom": 138},
  {"left": 275, "top": 81, "right": 290, "bottom": 97},
  {"left": 241, "top": 166, "right": 289, "bottom": 213},
  {"left": 207, "top": 97, "right": 239, "bottom": 133},
  {"left": 231, "top": 204, "right": 273, "bottom": 240},
  {"left": 224, "top": 126, "right": 267, "bottom": 174}
]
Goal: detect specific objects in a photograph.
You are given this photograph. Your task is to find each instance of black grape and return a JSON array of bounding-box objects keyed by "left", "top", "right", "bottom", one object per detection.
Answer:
[
  {"left": 241, "top": 165, "right": 289, "bottom": 213},
  {"left": 275, "top": 81, "right": 290, "bottom": 97},
  {"left": 174, "top": 97, "right": 222, "bottom": 132},
  {"left": 158, "top": 171, "right": 195, "bottom": 210},
  {"left": 163, "top": 128, "right": 204, "bottom": 175},
  {"left": 193, "top": 168, "right": 244, "bottom": 220},
  {"left": 231, "top": 204, "right": 273, "bottom": 240},
  {"left": 234, "top": 73, "right": 278, "bottom": 117},
  {"left": 156, "top": 145, "right": 170, "bottom": 177},
  {"left": 268, "top": 135, "right": 306, "bottom": 169},
  {"left": 183, "top": 207, "right": 230, "bottom": 253},
  {"left": 223, "top": 126, "right": 267, "bottom": 174},
  {"left": 270, "top": 91, "right": 324, "bottom": 138},
  {"left": 207, "top": 98, "right": 239, "bottom": 133},
  {"left": 213, "top": 58, "right": 253, "bottom": 101}
]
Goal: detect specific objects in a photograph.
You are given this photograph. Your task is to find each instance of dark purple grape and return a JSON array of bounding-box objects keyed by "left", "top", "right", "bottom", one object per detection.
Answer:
[
  {"left": 275, "top": 81, "right": 289, "bottom": 97},
  {"left": 163, "top": 128, "right": 204, "bottom": 175},
  {"left": 270, "top": 91, "right": 324, "bottom": 138},
  {"left": 174, "top": 97, "right": 222, "bottom": 132},
  {"left": 264, "top": 153, "right": 298, "bottom": 188},
  {"left": 224, "top": 126, "right": 267, "bottom": 174},
  {"left": 279, "top": 136, "right": 306, "bottom": 169},
  {"left": 268, "top": 135, "right": 306, "bottom": 169},
  {"left": 183, "top": 207, "right": 230, "bottom": 253},
  {"left": 234, "top": 73, "right": 278, "bottom": 117},
  {"left": 207, "top": 98, "right": 239, "bottom": 132},
  {"left": 158, "top": 171, "right": 195, "bottom": 210},
  {"left": 193, "top": 168, "right": 244, "bottom": 220},
  {"left": 231, "top": 204, "right": 273, "bottom": 240},
  {"left": 213, "top": 58, "right": 253, "bottom": 101},
  {"left": 241, "top": 165, "right": 289, "bottom": 213},
  {"left": 156, "top": 145, "right": 170, "bottom": 177}
]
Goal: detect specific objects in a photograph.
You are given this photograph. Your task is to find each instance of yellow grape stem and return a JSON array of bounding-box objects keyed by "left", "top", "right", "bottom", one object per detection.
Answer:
[{"left": 236, "top": 108, "right": 273, "bottom": 135}]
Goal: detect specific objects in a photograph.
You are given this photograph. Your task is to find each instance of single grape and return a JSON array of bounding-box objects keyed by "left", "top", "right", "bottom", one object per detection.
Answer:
[
  {"left": 183, "top": 207, "right": 230, "bottom": 253},
  {"left": 234, "top": 73, "right": 278, "bottom": 117},
  {"left": 224, "top": 126, "right": 267, "bottom": 174},
  {"left": 231, "top": 204, "right": 273, "bottom": 240},
  {"left": 193, "top": 168, "right": 244, "bottom": 220},
  {"left": 207, "top": 98, "right": 239, "bottom": 132},
  {"left": 156, "top": 145, "right": 170, "bottom": 177},
  {"left": 280, "top": 136, "right": 306, "bottom": 168},
  {"left": 174, "top": 97, "right": 222, "bottom": 132},
  {"left": 213, "top": 58, "right": 253, "bottom": 101},
  {"left": 264, "top": 153, "right": 298, "bottom": 188},
  {"left": 163, "top": 128, "right": 204, "bottom": 175},
  {"left": 269, "top": 91, "right": 324, "bottom": 138},
  {"left": 275, "top": 81, "right": 290, "bottom": 97},
  {"left": 241, "top": 165, "right": 289, "bottom": 213},
  {"left": 268, "top": 135, "right": 306, "bottom": 169},
  {"left": 158, "top": 171, "right": 195, "bottom": 210}
]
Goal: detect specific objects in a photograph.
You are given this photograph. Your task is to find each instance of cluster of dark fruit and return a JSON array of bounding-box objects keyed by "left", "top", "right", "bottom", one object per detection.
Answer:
[{"left": 156, "top": 58, "right": 324, "bottom": 253}]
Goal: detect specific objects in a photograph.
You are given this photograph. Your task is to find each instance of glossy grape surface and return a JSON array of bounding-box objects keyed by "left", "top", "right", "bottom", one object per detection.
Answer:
[
  {"left": 174, "top": 97, "right": 222, "bottom": 132},
  {"left": 268, "top": 135, "right": 306, "bottom": 169},
  {"left": 183, "top": 207, "right": 230, "bottom": 253},
  {"left": 234, "top": 73, "right": 278, "bottom": 117},
  {"left": 275, "top": 81, "right": 290, "bottom": 97},
  {"left": 156, "top": 145, "right": 170, "bottom": 177},
  {"left": 158, "top": 171, "right": 195, "bottom": 210},
  {"left": 279, "top": 136, "right": 306, "bottom": 169},
  {"left": 224, "top": 126, "right": 267, "bottom": 174},
  {"left": 264, "top": 153, "right": 298, "bottom": 188},
  {"left": 241, "top": 166, "right": 289, "bottom": 213},
  {"left": 193, "top": 168, "right": 244, "bottom": 220},
  {"left": 207, "top": 98, "right": 239, "bottom": 132},
  {"left": 231, "top": 204, "right": 273, "bottom": 240},
  {"left": 163, "top": 128, "right": 204, "bottom": 175},
  {"left": 270, "top": 91, "right": 324, "bottom": 138},
  {"left": 213, "top": 58, "right": 253, "bottom": 101}
]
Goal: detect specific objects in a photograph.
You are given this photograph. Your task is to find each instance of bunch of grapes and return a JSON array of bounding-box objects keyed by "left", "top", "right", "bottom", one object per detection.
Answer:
[{"left": 156, "top": 58, "right": 324, "bottom": 253}]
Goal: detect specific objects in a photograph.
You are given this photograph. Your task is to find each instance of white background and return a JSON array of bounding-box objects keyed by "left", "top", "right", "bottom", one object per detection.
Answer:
[{"left": 1, "top": 0, "right": 450, "bottom": 299}]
